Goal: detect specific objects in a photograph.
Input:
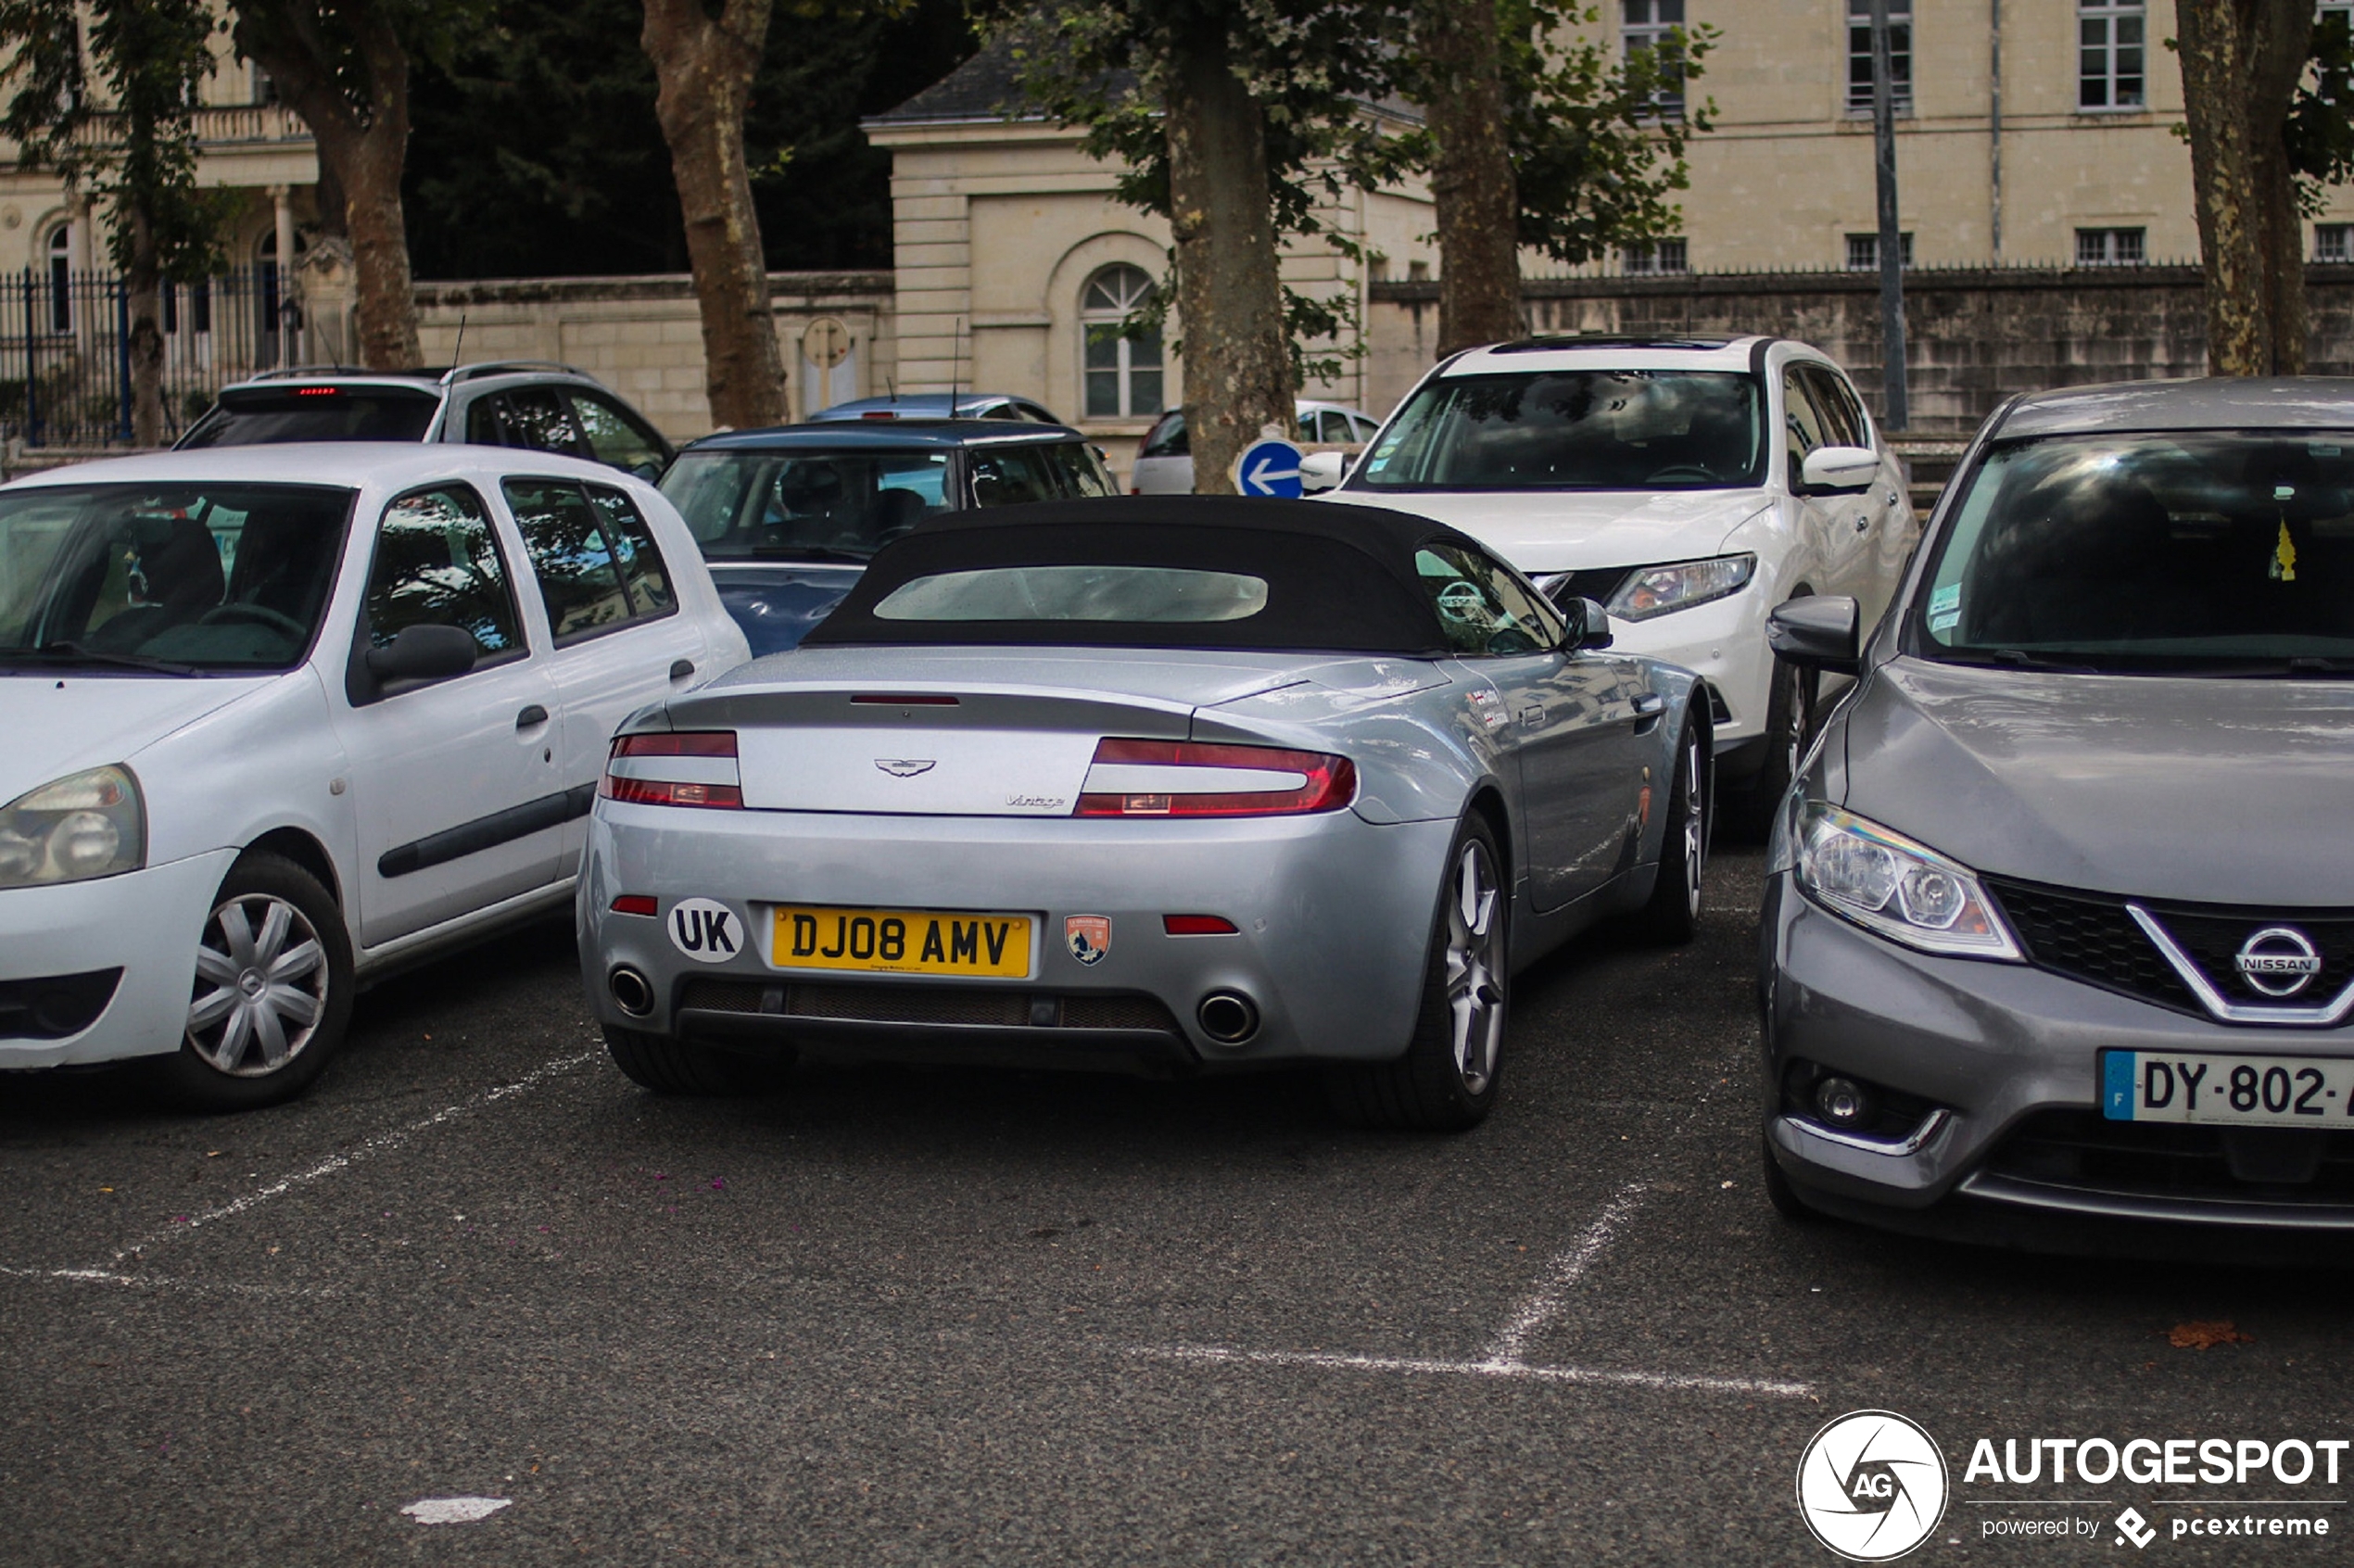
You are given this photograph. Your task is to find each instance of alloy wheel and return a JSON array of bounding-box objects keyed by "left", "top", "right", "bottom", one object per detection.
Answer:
[
  {"left": 186, "top": 892, "right": 330, "bottom": 1077},
  {"left": 1445, "top": 838, "right": 1505, "bottom": 1094}
]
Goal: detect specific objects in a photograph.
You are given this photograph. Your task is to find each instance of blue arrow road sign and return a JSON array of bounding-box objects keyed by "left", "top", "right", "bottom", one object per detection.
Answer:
[{"left": 1232, "top": 437, "right": 1306, "bottom": 499}]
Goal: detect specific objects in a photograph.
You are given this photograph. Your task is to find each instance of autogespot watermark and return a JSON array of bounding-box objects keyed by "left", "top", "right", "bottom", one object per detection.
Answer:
[{"left": 1798, "top": 1414, "right": 2347, "bottom": 1557}]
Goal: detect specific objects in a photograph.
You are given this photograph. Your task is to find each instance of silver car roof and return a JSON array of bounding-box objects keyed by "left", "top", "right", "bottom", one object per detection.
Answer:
[{"left": 1996, "top": 376, "right": 2354, "bottom": 438}]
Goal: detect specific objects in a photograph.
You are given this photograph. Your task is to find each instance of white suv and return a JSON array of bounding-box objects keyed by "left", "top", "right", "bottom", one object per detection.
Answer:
[{"left": 1326, "top": 335, "right": 1915, "bottom": 822}]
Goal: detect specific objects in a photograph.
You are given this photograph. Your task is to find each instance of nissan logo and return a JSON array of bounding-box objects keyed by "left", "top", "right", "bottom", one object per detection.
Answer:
[{"left": 2234, "top": 927, "right": 2323, "bottom": 998}]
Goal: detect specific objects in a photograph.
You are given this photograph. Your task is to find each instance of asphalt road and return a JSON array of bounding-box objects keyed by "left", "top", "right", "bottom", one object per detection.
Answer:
[{"left": 1, "top": 849, "right": 2348, "bottom": 1566}]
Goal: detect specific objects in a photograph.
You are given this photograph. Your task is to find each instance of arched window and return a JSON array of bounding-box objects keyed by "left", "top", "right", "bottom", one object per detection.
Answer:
[
  {"left": 1081, "top": 264, "right": 1163, "bottom": 420},
  {"left": 46, "top": 223, "right": 71, "bottom": 334}
]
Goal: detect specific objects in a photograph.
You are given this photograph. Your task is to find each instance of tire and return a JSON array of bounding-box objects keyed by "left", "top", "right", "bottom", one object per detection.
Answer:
[
  {"left": 1726, "top": 651, "right": 1816, "bottom": 839},
  {"left": 601, "top": 1023, "right": 787, "bottom": 1095},
  {"left": 1762, "top": 1132, "right": 1817, "bottom": 1223},
  {"left": 1324, "top": 814, "right": 1509, "bottom": 1132},
  {"left": 1625, "top": 718, "right": 1706, "bottom": 945},
  {"left": 150, "top": 852, "right": 355, "bottom": 1112}
]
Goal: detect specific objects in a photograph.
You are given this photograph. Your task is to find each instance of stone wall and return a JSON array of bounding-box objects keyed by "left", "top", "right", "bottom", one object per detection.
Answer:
[
  {"left": 413, "top": 272, "right": 895, "bottom": 439},
  {"left": 1369, "top": 264, "right": 2354, "bottom": 435}
]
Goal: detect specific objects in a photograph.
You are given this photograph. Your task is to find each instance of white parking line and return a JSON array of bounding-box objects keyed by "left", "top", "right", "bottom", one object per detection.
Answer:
[
  {"left": 1123, "top": 1343, "right": 1813, "bottom": 1398},
  {"left": 0, "top": 1263, "right": 337, "bottom": 1300},
  {"left": 1480, "top": 1182, "right": 1646, "bottom": 1367},
  {"left": 1120, "top": 1178, "right": 1814, "bottom": 1401},
  {"left": 108, "top": 1049, "right": 599, "bottom": 1264}
]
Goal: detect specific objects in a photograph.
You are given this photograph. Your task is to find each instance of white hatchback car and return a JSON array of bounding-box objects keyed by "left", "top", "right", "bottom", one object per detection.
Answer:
[
  {"left": 1326, "top": 335, "right": 1916, "bottom": 823},
  {"left": 0, "top": 445, "right": 748, "bottom": 1107},
  {"left": 1129, "top": 398, "right": 1378, "bottom": 494}
]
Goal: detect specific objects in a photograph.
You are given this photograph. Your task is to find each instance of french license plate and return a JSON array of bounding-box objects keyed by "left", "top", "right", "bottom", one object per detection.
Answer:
[
  {"left": 770, "top": 904, "right": 1033, "bottom": 979},
  {"left": 2102, "top": 1049, "right": 2354, "bottom": 1126}
]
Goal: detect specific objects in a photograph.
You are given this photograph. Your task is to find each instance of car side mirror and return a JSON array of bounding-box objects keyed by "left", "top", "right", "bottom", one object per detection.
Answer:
[
  {"left": 1298, "top": 450, "right": 1347, "bottom": 493},
  {"left": 1559, "top": 596, "right": 1614, "bottom": 651},
  {"left": 1797, "top": 445, "right": 1879, "bottom": 496},
  {"left": 364, "top": 623, "right": 478, "bottom": 685},
  {"left": 1766, "top": 596, "right": 1861, "bottom": 675}
]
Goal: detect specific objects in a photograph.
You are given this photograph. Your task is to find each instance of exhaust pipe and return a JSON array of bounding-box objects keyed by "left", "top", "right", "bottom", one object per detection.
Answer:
[
  {"left": 1196, "top": 990, "right": 1259, "bottom": 1045},
  {"left": 609, "top": 966, "right": 655, "bottom": 1018}
]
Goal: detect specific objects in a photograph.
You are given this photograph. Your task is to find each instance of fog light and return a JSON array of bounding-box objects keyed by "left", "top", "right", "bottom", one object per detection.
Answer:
[{"left": 1814, "top": 1076, "right": 1874, "bottom": 1129}]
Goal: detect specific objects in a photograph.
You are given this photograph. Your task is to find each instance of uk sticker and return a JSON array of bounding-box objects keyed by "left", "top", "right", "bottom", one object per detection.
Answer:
[
  {"left": 668, "top": 898, "right": 740, "bottom": 963},
  {"left": 1066, "top": 915, "right": 1111, "bottom": 967}
]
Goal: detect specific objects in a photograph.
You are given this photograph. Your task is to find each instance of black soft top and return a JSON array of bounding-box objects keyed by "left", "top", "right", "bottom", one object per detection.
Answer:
[{"left": 800, "top": 496, "right": 1478, "bottom": 654}]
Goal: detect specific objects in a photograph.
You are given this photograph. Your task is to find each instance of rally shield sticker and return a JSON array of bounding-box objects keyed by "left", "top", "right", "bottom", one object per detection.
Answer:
[{"left": 1066, "top": 915, "right": 1110, "bottom": 967}]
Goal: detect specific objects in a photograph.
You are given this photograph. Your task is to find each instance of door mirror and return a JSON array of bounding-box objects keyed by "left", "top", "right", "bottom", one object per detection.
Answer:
[
  {"left": 1558, "top": 596, "right": 1614, "bottom": 651},
  {"left": 1766, "top": 596, "right": 1861, "bottom": 675},
  {"left": 1297, "top": 450, "right": 1347, "bottom": 493},
  {"left": 364, "top": 623, "right": 478, "bottom": 685},
  {"left": 1797, "top": 445, "right": 1879, "bottom": 496}
]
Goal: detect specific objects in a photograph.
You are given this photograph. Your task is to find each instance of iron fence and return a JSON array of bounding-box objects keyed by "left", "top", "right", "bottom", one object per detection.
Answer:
[{"left": 0, "top": 266, "right": 300, "bottom": 449}]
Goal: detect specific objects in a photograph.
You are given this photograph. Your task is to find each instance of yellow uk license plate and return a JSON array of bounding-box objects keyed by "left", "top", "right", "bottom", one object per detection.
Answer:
[{"left": 770, "top": 905, "right": 1034, "bottom": 978}]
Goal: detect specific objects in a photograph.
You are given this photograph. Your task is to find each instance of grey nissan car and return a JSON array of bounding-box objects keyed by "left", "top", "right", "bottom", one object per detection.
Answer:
[{"left": 1758, "top": 377, "right": 2354, "bottom": 1255}]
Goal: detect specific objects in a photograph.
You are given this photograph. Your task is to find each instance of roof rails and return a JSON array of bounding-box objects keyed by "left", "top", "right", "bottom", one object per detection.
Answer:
[
  {"left": 441, "top": 360, "right": 590, "bottom": 385},
  {"left": 1488, "top": 334, "right": 1744, "bottom": 354},
  {"left": 243, "top": 364, "right": 433, "bottom": 381}
]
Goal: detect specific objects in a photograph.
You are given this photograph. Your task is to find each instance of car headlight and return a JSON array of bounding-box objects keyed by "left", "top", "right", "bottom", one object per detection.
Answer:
[
  {"left": 1601, "top": 554, "right": 1756, "bottom": 621},
  {"left": 0, "top": 765, "right": 146, "bottom": 890},
  {"left": 1791, "top": 803, "right": 2020, "bottom": 960}
]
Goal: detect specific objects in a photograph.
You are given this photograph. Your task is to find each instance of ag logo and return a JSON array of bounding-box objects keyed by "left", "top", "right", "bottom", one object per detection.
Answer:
[
  {"left": 667, "top": 898, "right": 740, "bottom": 964},
  {"left": 1796, "top": 1410, "right": 1948, "bottom": 1562}
]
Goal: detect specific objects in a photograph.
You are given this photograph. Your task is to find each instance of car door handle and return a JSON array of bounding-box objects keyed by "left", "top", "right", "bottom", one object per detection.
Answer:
[
  {"left": 669, "top": 658, "right": 695, "bottom": 681},
  {"left": 516, "top": 704, "right": 550, "bottom": 730},
  {"left": 1516, "top": 703, "right": 1546, "bottom": 727}
]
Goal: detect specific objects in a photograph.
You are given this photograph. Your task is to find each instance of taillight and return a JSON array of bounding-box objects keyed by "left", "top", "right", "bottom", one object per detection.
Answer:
[
  {"left": 600, "top": 731, "right": 742, "bottom": 809},
  {"left": 1075, "top": 739, "right": 1356, "bottom": 818}
]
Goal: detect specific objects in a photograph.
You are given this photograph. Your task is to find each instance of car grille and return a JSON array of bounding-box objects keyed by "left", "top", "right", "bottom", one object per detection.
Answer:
[
  {"left": 678, "top": 978, "right": 1181, "bottom": 1034},
  {"left": 1983, "top": 1109, "right": 2354, "bottom": 1206},
  {"left": 1982, "top": 879, "right": 2198, "bottom": 1012},
  {"left": 1983, "top": 879, "right": 2354, "bottom": 1018}
]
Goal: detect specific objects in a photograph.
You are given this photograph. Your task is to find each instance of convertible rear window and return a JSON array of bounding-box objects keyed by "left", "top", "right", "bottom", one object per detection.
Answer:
[
  {"left": 1920, "top": 431, "right": 2354, "bottom": 672},
  {"left": 875, "top": 565, "right": 1268, "bottom": 623}
]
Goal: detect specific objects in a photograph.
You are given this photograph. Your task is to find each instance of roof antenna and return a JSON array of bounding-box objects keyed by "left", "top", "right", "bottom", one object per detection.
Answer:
[
  {"left": 449, "top": 310, "right": 467, "bottom": 373},
  {"left": 949, "top": 318, "right": 962, "bottom": 417}
]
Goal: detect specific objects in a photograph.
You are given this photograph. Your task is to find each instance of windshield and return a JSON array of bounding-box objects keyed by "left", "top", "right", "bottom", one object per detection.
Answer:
[
  {"left": 1918, "top": 431, "right": 2354, "bottom": 672},
  {"left": 660, "top": 449, "right": 952, "bottom": 563},
  {"left": 1352, "top": 369, "right": 1766, "bottom": 491},
  {"left": 0, "top": 483, "right": 355, "bottom": 672},
  {"left": 179, "top": 386, "right": 439, "bottom": 447}
]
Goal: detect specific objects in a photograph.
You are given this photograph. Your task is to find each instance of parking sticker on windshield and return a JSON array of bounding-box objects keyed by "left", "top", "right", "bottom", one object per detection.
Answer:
[{"left": 1926, "top": 582, "right": 1962, "bottom": 636}]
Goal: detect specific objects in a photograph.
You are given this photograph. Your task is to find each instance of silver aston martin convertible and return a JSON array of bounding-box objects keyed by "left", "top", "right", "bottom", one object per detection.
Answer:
[{"left": 577, "top": 497, "right": 1713, "bottom": 1129}]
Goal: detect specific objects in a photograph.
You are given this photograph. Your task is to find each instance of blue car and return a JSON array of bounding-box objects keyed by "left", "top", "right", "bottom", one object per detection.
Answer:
[{"left": 658, "top": 422, "right": 1119, "bottom": 655}]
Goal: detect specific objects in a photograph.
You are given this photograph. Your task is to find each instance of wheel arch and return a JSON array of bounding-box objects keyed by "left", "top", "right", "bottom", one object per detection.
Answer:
[
  {"left": 240, "top": 826, "right": 344, "bottom": 910},
  {"left": 1462, "top": 782, "right": 1512, "bottom": 883}
]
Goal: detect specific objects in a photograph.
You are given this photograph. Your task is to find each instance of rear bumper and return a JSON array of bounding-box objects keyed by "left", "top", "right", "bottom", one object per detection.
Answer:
[{"left": 578, "top": 802, "right": 1457, "bottom": 1067}]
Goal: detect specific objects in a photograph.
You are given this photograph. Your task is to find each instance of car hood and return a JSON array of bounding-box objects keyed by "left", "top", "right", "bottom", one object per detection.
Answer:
[
  {"left": 0, "top": 674, "right": 272, "bottom": 806},
  {"left": 1840, "top": 658, "right": 2354, "bottom": 905},
  {"left": 1334, "top": 488, "right": 1769, "bottom": 572}
]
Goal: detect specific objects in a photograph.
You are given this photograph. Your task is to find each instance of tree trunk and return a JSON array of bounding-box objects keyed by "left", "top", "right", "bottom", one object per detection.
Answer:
[
  {"left": 1415, "top": 0, "right": 1520, "bottom": 356},
  {"left": 1165, "top": 28, "right": 1295, "bottom": 496},
  {"left": 230, "top": 0, "right": 423, "bottom": 369},
  {"left": 642, "top": 0, "right": 785, "bottom": 432},
  {"left": 123, "top": 204, "right": 166, "bottom": 447},
  {"left": 2177, "top": 0, "right": 2313, "bottom": 374}
]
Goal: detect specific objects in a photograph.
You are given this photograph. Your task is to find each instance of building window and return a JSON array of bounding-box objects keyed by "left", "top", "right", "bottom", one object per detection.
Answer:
[
  {"left": 1623, "top": 0, "right": 1687, "bottom": 119},
  {"left": 2078, "top": 0, "right": 2145, "bottom": 110},
  {"left": 1845, "top": 232, "right": 1913, "bottom": 271},
  {"left": 2075, "top": 226, "right": 2146, "bottom": 265},
  {"left": 1622, "top": 239, "right": 1689, "bottom": 274},
  {"left": 1846, "top": 0, "right": 1912, "bottom": 116},
  {"left": 2318, "top": 223, "right": 2352, "bottom": 263},
  {"left": 1080, "top": 264, "right": 1163, "bottom": 420},
  {"left": 45, "top": 224, "right": 71, "bottom": 334}
]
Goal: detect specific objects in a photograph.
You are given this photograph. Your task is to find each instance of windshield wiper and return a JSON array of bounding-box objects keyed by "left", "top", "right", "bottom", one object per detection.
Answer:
[
  {"left": 1935, "top": 647, "right": 2104, "bottom": 674},
  {"left": 0, "top": 641, "right": 204, "bottom": 677}
]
